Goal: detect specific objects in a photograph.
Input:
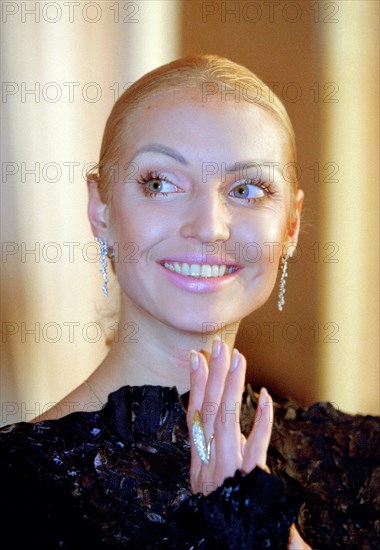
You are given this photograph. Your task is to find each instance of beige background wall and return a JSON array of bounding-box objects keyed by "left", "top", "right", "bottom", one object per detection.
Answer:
[
  {"left": 1, "top": 1, "right": 379, "bottom": 425},
  {"left": 1, "top": 0, "right": 181, "bottom": 425},
  {"left": 179, "top": 0, "right": 379, "bottom": 414},
  {"left": 180, "top": 0, "right": 323, "bottom": 407}
]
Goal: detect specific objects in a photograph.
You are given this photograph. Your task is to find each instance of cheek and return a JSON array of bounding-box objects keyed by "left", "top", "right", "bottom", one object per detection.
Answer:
[
  {"left": 237, "top": 212, "right": 287, "bottom": 264},
  {"left": 108, "top": 199, "right": 173, "bottom": 259}
]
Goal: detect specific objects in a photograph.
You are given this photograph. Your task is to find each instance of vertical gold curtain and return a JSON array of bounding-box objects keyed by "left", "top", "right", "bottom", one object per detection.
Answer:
[
  {"left": 1, "top": 1, "right": 180, "bottom": 425},
  {"left": 318, "top": 0, "right": 379, "bottom": 414}
]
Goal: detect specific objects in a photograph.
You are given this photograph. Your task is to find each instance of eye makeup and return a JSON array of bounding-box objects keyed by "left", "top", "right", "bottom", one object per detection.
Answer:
[{"left": 136, "top": 169, "right": 277, "bottom": 204}]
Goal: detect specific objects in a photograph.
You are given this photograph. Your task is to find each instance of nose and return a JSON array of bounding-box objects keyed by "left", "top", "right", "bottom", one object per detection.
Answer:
[{"left": 180, "top": 191, "right": 231, "bottom": 243}]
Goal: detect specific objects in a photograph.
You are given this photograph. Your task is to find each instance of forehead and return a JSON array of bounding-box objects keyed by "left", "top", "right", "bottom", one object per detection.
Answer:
[{"left": 124, "top": 88, "right": 291, "bottom": 165}]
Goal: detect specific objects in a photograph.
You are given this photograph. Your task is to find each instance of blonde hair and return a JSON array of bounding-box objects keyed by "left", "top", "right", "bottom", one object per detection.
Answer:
[{"left": 87, "top": 54, "right": 298, "bottom": 210}]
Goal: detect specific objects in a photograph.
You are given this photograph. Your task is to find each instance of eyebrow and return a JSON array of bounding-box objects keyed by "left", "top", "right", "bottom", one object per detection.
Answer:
[
  {"left": 130, "top": 145, "right": 281, "bottom": 179},
  {"left": 130, "top": 144, "right": 188, "bottom": 165}
]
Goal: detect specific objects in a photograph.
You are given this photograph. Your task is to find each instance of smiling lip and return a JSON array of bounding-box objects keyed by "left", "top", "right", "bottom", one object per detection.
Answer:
[
  {"left": 159, "top": 255, "right": 241, "bottom": 266},
  {"left": 158, "top": 257, "right": 242, "bottom": 293}
]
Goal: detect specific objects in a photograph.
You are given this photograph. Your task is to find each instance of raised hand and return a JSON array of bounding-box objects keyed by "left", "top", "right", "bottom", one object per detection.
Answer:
[
  {"left": 186, "top": 336, "right": 311, "bottom": 549},
  {"left": 186, "top": 336, "right": 273, "bottom": 496}
]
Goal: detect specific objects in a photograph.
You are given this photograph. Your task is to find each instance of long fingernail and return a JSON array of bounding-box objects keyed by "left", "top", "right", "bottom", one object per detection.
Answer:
[
  {"left": 190, "top": 350, "right": 199, "bottom": 371},
  {"left": 211, "top": 336, "right": 222, "bottom": 358},
  {"left": 230, "top": 348, "right": 240, "bottom": 371},
  {"left": 259, "top": 387, "right": 268, "bottom": 405}
]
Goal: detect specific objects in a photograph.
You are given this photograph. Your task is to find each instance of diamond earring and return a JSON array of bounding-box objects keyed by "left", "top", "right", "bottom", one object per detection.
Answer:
[
  {"left": 95, "top": 237, "right": 114, "bottom": 297},
  {"left": 277, "top": 253, "right": 291, "bottom": 312}
]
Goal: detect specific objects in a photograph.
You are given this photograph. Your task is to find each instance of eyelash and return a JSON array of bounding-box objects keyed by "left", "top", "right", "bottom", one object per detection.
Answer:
[
  {"left": 136, "top": 170, "right": 275, "bottom": 202},
  {"left": 136, "top": 171, "right": 172, "bottom": 197},
  {"left": 231, "top": 179, "right": 275, "bottom": 203}
]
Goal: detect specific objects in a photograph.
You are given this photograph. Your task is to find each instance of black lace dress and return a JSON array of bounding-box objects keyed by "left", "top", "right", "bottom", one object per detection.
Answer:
[{"left": 0, "top": 384, "right": 379, "bottom": 549}]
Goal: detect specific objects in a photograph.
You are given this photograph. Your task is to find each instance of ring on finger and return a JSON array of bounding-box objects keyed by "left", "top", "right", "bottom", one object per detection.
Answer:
[{"left": 192, "top": 410, "right": 215, "bottom": 464}]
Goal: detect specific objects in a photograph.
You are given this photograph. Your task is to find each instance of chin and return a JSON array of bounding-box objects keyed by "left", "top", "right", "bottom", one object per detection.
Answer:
[{"left": 156, "top": 305, "right": 248, "bottom": 337}]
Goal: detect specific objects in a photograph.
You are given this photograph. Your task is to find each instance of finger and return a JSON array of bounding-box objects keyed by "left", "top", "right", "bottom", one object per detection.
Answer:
[
  {"left": 241, "top": 387, "right": 273, "bottom": 473},
  {"left": 186, "top": 350, "right": 208, "bottom": 479},
  {"left": 240, "top": 433, "right": 247, "bottom": 456},
  {"left": 212, "top": 350, "right": 247, "bottom": 479},
  {"left": 187, "top": 350, "right": 208, "bottom": 419},
  {"left": 201, "top": 338, "right": 231, "bottom": 434},
  {"left": 288, "top": 524, "right": 312, "bottom": 550},
  {"left": 214, "top": 350, "right": 245, "bottom": 445}
]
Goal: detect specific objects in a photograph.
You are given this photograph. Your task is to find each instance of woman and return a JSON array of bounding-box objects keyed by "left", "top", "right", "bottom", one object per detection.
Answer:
[{"left": 1, "top": 56, "right": 377, "bottom": 549}]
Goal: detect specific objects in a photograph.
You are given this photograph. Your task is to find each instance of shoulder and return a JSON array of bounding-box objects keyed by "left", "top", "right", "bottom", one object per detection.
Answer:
[{"left": 31, "top": 381, "right": 103, "bottom": 423}]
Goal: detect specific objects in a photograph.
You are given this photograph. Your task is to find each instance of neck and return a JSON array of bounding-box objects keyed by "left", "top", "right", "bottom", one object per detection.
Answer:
[{"left": 89, "top": 292, "right": 240, "bottom": 399}]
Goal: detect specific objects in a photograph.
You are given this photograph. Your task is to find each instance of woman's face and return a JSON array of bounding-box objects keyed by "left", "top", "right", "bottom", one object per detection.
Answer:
[{"left": 100, "top": 89, "right": 302, "bottom": 332}]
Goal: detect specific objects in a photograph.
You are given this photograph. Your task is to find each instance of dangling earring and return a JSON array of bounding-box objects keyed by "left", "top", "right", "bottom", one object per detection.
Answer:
[
  {"left": 95, "top": 237, "right": 114, "bottom": 297},
  {"left": 277, "top": 253, "right": 291, "bottom": 312}
]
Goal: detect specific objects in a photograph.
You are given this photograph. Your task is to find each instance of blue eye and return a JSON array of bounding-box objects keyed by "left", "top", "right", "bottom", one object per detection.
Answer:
[
  {"left": 137, "top": 171, "right": 179, "bottom": 197},
  {"left": 146, "top": 179, "right": 165, "bottom": 193},
  {"left": 229, "top": 180, "right": 267, "bottom": 202},
  {"left": 146, "top": 178, "right": 177, "bottom": 194}
]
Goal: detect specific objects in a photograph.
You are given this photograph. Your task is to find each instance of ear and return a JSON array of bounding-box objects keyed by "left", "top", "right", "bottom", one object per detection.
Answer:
[
  {"left": 87, "top": 179, "right": 109, "bottom": 239},
  {"left": 283, "top": 189, "right": 304, "bottom": 256}
]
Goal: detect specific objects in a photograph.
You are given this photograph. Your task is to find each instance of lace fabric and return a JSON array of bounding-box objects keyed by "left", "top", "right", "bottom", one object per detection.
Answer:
[{"left": 1, "top": 384, "right": 379, "bottom": 549}]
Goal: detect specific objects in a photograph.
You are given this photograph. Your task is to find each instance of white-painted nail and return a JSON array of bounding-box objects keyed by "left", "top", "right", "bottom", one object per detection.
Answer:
[
  {"left": 211, "top": 336, "right": 222, "bottom": 358},
  {"left": 259, "top": 387, "right": 268, "bottom": 405},
  {"left": 230, "top": 349, "right": 240, "bottom": 371},
  {"left": 190, "top": 351, "right": 199, "bottom": 371}
]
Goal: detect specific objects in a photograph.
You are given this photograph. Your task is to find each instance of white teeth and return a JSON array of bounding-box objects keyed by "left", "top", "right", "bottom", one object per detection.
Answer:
[
  {"left": 190, "top": 264, "right": 201, "bottom": 277},
  {"left": 219, "top": 265, "right": 226, "bottom": 277},
  {"left": 174, "top": 262, "right": 181, "bottom": 274},
  {"left": 163, "top": 262, "right": 237, "bottom": 278},
  {"left": 211, "top": 265, "right": 219, "bottom": 277},
  {"left": 201, "top": 264, "right": 211, "bottom": 278},
  {"left": 181, "top": 262, "right": 190, "bottom": 275}
]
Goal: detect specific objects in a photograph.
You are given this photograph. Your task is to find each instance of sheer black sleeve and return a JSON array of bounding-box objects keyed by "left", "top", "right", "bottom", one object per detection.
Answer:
[
  {"left": 1, "top": 384, "right": 378, "bottom": 548},
  {"left": 0, "top": 385, "right": 298, "bottom": 549}
]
